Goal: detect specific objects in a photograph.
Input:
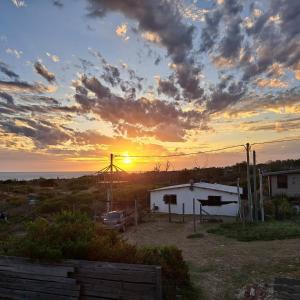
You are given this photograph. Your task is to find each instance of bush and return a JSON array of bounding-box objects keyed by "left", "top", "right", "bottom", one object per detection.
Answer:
[
  {"left": 208, "top": 220, "right": 300, "bottom": 241},
  {"left": 264, "top": 196, "right": 297, "bottom": 220},
  {"left": 137, "top": 246, "right": 191, "bottom": 299},
  {"left": 8, "top": 211, "right": 192, "bottom": 298}
]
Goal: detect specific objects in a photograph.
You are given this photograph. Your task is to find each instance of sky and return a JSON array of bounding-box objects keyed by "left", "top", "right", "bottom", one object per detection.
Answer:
[{"left": 0, "top": 0, "right": 299, "bottom": 172}]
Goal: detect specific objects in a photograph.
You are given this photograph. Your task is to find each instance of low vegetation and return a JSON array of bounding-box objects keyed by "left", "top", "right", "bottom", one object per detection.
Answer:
[
  {"left": 187, "top": 233, "right": 204, "bottom": 239},
  {"left": 2, "top": 211, "right": 195, "bottom": 300},
  {"left": 207, "top": 219, "right": 300, "bottom": 241}
]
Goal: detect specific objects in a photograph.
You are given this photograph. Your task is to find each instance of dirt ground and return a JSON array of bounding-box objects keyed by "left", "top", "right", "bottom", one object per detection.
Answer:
[{"left": 124, "top": 214, "right": 300, "bottom": 300}]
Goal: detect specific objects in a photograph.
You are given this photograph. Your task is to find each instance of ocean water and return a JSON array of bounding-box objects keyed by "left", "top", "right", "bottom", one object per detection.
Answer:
[{"left": 0, "top": 172, "right": 95, "bottom": 181}]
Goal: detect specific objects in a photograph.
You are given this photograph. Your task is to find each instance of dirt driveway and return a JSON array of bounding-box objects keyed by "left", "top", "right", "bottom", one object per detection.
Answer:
[{"left": 124, "top": 214, "right": 300, "bottom": 299}]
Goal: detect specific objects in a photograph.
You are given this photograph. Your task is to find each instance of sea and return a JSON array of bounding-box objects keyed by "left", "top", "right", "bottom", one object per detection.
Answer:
[{"left": 0, "top": 172, "right": 95, "bottom": 181}]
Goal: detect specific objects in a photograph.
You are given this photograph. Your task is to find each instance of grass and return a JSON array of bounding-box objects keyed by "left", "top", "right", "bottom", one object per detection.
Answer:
[
  {"left": 207, "top": 219, "right": 300, "bottom": 241},
  {"left": 187, "top": 233, "right": 204, "bottom": 239}
]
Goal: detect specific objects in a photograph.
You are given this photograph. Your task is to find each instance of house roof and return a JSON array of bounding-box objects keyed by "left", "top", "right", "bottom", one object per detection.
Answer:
[
  {"left": 262, "top": 168, "right": 300, "bottom": 176},
  {"left": 150, "top": 182, "right": 242, "bottom": 194}
]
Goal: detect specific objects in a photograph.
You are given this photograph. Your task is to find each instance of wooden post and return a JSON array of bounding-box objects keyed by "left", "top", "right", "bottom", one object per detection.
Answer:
[
  {"left": 253, "top": 151, "right": 258, "bottom": 221},
  {"left": 182, "top": 203, "right": 185, "bottom": 223},
  {"left": 193, "top": 198, "right": 196, "bottom": 232},
  {"left": 134, "top": 199, "right": 138, "bottom": 228},
  {"left": 259, "top": 170, "right": 265, "bottom": 222},
  {"left": 199, "top": 202, "right": 202, "bottom": 223},
  {"left": 168, "top": 201, "right": 171, "bottom": 223},
  {"left": 237, "top": 178, "right": 242, "bottom": 221},
  {"left": 245, "top": 143, "right": 253, "bottom": 222},
  {"left": 155, "top": 266, "right": 162, "bottom": 300}
]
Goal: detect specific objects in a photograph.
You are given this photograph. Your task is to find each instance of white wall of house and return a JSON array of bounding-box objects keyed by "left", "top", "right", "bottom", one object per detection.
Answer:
[
  {"left": 270, "top": 173, "right": 300, "bottom": 197},
  {"left": 150, "top": 186, "right": 240, "bottom": 216}
]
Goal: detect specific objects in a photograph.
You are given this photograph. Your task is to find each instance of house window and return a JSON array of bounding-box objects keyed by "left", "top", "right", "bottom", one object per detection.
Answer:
[
  {"left": 277, "top": 175, "right": 288, "bottom": 189},
  {"left": 207, "top": 196, "right": 222, "bottom": 206},
  {"left": 163, "top": 194, "right": 177, "bottom": 205}
]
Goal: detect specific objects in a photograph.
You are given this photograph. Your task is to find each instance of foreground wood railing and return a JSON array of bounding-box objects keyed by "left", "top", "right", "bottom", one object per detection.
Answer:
[{"left": 0, "top": 256, "right": 162, "bottom": 300}]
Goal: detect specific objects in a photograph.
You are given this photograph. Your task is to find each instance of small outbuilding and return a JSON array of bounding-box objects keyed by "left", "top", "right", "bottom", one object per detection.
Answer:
[
  {"left": 262, "top": 169, "right": 300, "bottom": 198},
  {"left": 150, "top": 182, "right": 242, "bottom": 217}
]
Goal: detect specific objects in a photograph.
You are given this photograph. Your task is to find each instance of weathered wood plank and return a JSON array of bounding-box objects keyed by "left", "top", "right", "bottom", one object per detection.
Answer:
[
  {"left": 0, "top": 270, "right": 77, "bottom": 284},
  {"left": 0, "top": 256, "right": 74, "bottom": 276},
  {"left": 74, "top": 269, "right": 155, "bottom": 283},
  {"left": 79, "top": 286, "right": 155, "bottom": 300},
  {"left": 0, "top": 282, "right": 79, "bottom": 297},
  {"left": 77, "top": 280, "right": 155, "bottom": 293},
  {"left": 0, "top": 256, "right": 162, "bottom": 300},
  {"left": 0, "top": 287, "right": 78, "bottom": 300},
  {"left": 66, "top": 259, "right": 158, "bottom": 272},
  {"left": 0, "top": 264, "right": 74, "bottom": 277},
  {"left": 0, "top": 276, "right": 80, "bottom": 291}
]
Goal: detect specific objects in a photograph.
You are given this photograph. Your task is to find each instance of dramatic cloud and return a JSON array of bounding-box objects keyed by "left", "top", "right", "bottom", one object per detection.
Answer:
[
  {"left": 86, "top": 0, "right": 204, "bottom": 101},
  {"left": 75, "top": 75, "right": 205, "bottom": 141},
  {"left": 157, "top": 76, "right": 180, "bottom": 99},
  {"left": 0, "top": 80, "right": 55, "bottom": 94},
  {"left": 0, "top": 117, "right": 72, "bottom": 147},
  {"left": 0, "top": 61, "right": 19, "bottom": 80},
  {"left": 226, "top": 87, "right": 300, "bottom": 117},
  {"left": 34, "top": 61, "right": 56, "bottom": 83},
  {"left": 256, "top": 78, "right": 288, "bottom": 89},
  {"left": 242, "top": 117, "right": 300, "bottom": 132},
  {"left": 205, "top": 75, "right": 247, "bottom": 114},
  {"left": 0, "top": 92, "right": 14, "bottom": 105}
]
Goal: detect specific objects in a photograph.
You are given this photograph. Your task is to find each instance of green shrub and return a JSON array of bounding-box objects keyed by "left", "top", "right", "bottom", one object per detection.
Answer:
[
  {"left": 8, "top": 211, "right": 192, "bottom": 299},
  {"left": 187, "top": 233, "right": 204, "bottom": 239},
  {"left": 265, "top": 196, "right": 297, "bottom": 220},
  {"left": 137, "top": 246, "right": 191, "bottom": 299},
  {"left": 208, "top": 220, "right": 300, "bottom": 241}
]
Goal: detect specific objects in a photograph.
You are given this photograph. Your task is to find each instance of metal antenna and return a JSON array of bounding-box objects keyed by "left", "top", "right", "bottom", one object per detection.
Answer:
[{"left": 96, "top": 153, "right": 126, "bottom": 212}]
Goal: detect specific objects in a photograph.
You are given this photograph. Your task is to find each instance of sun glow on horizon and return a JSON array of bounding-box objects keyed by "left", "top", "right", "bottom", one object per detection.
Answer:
[{"left": 122, "top": 152, "right": 132, "bottom": 165}]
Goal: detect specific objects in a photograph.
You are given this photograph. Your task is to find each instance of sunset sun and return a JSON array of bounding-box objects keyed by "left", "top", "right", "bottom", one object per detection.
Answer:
[{"left": 123, "top": 153, "right": 132, "bottom": 165}]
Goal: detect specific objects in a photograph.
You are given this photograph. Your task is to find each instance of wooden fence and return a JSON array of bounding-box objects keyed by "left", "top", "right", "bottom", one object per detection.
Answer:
[{"left": 0, "top": 256, "right": 162, "bottom": 300}]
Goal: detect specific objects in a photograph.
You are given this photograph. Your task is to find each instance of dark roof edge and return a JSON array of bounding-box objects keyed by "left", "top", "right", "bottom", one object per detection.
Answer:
[{"left": 262, "top": 169, "right": 300, "bottom": 176}]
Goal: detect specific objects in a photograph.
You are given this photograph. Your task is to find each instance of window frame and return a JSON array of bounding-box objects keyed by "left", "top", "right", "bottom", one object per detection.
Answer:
[
  {"left": 163, "top": 194, "right": 177, "bottom": 205},
  {"left": 277, "top": 174, "right": 288, "bottom": 189}
]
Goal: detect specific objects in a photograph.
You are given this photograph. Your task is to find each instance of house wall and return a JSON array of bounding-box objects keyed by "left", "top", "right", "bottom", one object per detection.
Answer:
[
  {"left": 271, "top": 173, "right": 300, "bottom": 197},
  {"left": 150, "top": 187, "right": 239, "bottom": 216}
]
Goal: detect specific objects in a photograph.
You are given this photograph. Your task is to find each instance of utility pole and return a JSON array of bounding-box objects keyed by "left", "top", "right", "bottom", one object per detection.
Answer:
[
  {"left": 253, "top": 151, "right": 258, "bottom": 221},
  {"left": 110, "top": 153, "right": 113, "bottom": 211},
  {"left": 245, "top": 143, "right": 253, "bottom": 222}
]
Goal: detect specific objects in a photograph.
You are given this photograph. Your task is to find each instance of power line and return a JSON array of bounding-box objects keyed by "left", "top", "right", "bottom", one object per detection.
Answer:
[
  {"left": 114, "top": 136, "right": 300, "bottom": 159},
  {"left": 251, "top": 136, "right": 300, "bottom": 146},
  {"left": 115, "top": 144, "right": 244, "bottom": 158}
]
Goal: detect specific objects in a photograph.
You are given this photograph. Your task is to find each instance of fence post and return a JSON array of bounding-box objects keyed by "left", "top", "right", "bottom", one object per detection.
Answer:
[
  {"left": 182, "top": 203, "right": 185, "bottom": 223},
  {"left": 155, "top": 266, "right": 162, "bottom": 300},
  {"left": 134, "top": 199, "right": 138, "bottom": 228},
  {"left": 193, "top": 198, "right": 196, "bottom": 232},
  {"left": 199, "top": 202, "right": 202, "bottom": 223},
  {"left": 259, "top": 170, "right": 265, "bottom": 222},
  {"left": 168, "top": 202, "right": 171, "bottom": 223}
]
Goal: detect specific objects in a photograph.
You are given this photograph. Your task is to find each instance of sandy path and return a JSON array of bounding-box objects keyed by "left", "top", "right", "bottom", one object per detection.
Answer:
[{"left": 124, "top": 215, "right": 300, "bottom": 299}]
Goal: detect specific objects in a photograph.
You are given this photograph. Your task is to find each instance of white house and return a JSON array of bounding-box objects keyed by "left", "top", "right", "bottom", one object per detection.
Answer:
[{"left": 150, "top": 182, "right": 242, "bottom": 217}]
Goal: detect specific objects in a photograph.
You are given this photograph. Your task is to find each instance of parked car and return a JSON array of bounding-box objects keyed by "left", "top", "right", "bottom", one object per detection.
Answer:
[{"left": 101, "top": 210, "right": 134, "bottom": 232}]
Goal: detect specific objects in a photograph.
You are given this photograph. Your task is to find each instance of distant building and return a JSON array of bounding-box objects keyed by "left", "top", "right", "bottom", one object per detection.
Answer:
[
  {"left": 150, "top": 182, "right": 242, "bottom": 217},
  {"left": 263, "top": 169, "right": 300, "bottom": 198}
]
